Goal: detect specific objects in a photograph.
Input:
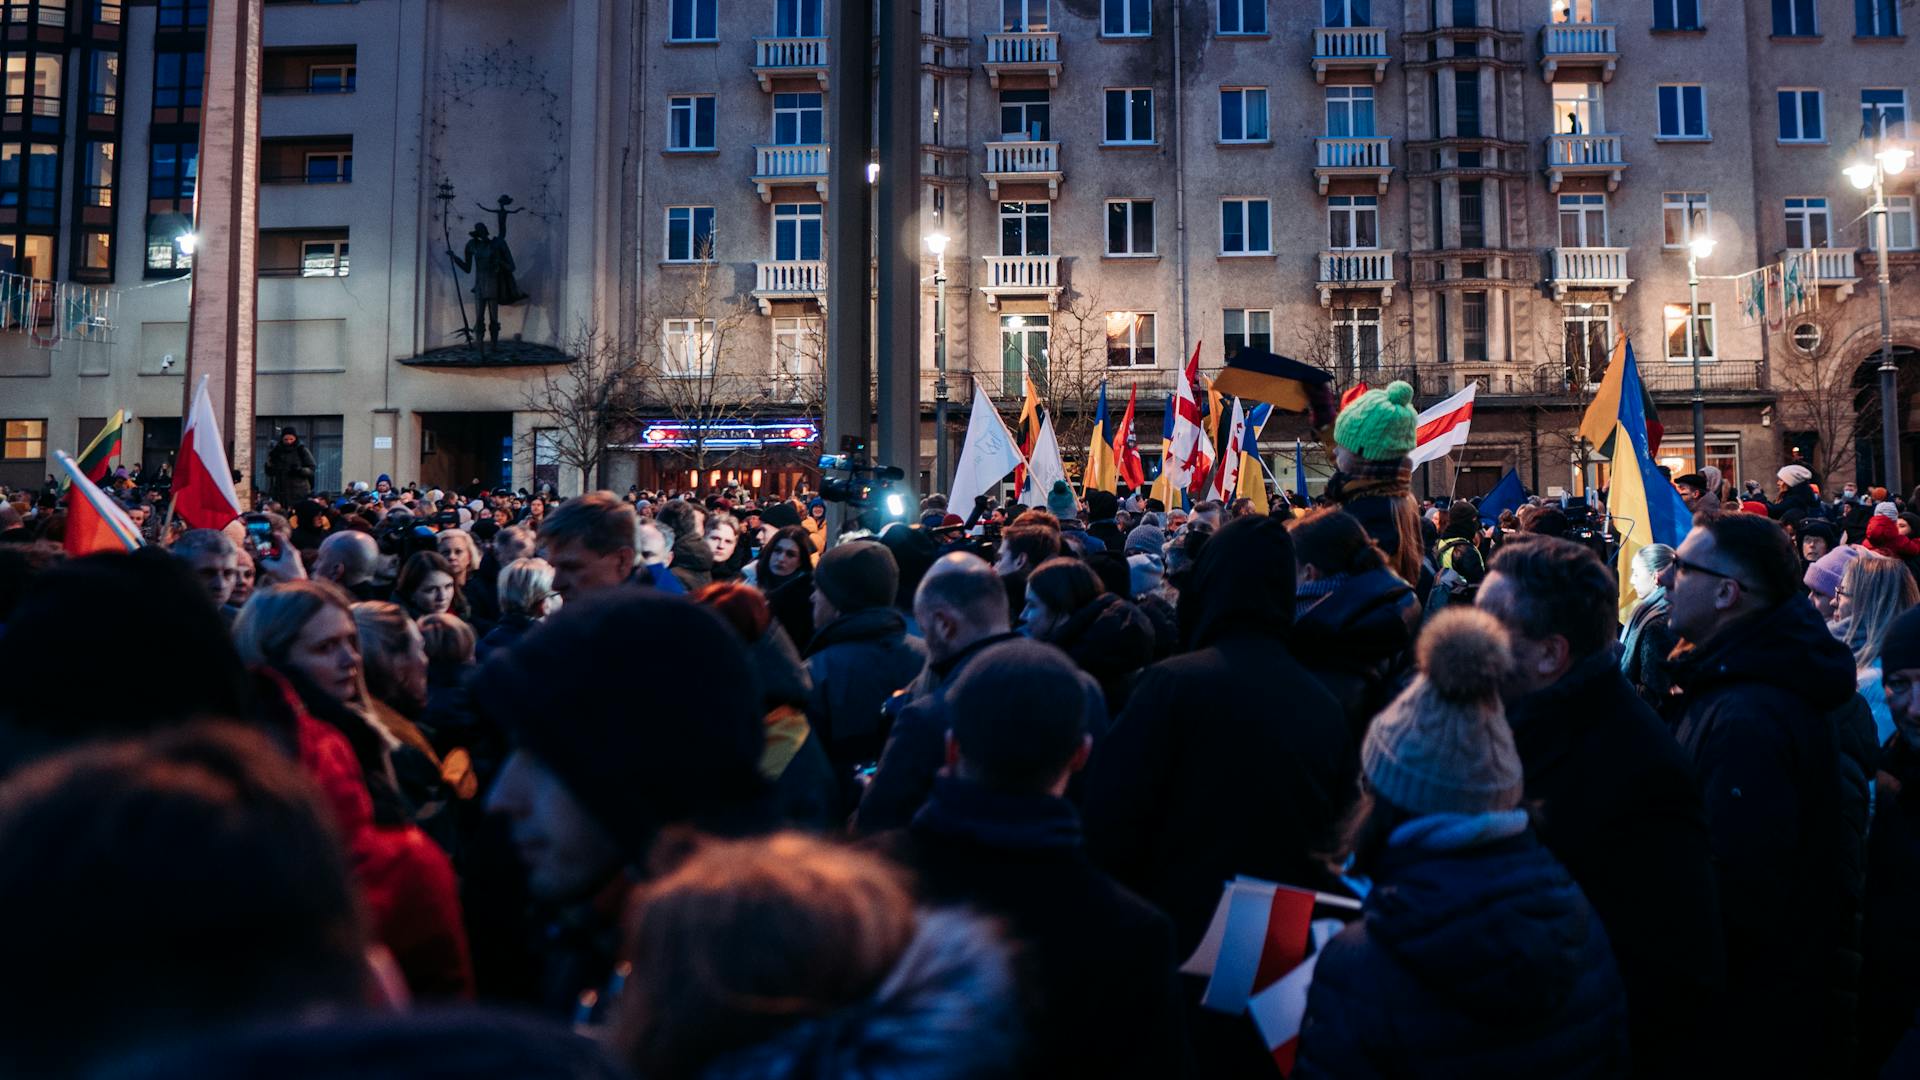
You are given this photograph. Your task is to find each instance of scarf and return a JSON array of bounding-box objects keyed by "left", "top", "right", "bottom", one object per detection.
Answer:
[
  {"left": 1294, "top": 573, "right": 1347, "bottom": 621},
  {"left": 1327, "top": 455, "right": 1414, "bottom": 502}
]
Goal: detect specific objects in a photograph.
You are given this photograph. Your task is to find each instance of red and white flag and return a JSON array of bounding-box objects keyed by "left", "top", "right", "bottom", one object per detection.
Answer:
[
  {"left": 1213, "top": 399, "right": 1248, "bottom": 502},
  {"left": 1408, "top": 383, "right": 1476, "bottom": 467},
  {"left": 1169, "top": 342, "right": 1215, "bottom": 492},
  {"left": 173, "top": 374, "right": 243, "bottom": 530}
]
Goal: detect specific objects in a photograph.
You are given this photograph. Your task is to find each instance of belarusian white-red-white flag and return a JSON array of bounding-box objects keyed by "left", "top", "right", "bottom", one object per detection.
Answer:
[
  {"left": 1169, "top": 342, "right": 1215, "bottom": 491},
  {"left": 173, "top": 374, "right": 243, "bottom": 530},
  {"left": 1408, "top": 383, "right": 1476, "bottom": 467}
]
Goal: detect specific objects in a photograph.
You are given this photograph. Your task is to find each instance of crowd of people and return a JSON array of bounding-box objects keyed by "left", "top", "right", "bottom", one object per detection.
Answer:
[{"left": 2, "top": 383, "right": 1919, "bottom": 1078}]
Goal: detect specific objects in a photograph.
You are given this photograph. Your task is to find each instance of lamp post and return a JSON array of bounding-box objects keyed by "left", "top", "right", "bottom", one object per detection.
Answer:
[
  {"left": 927, "top": 232, "right": 951, "bottom": 493},
  {"left": 1686, "top": 220, "right": 1716, "bottom": 473},
  {"left": 1847, "top": 122, "right": 1912, "bottom": 494}
]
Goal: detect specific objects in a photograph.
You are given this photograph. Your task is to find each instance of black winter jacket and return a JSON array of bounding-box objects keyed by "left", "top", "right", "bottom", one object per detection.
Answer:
[
  {"left": 265, "top": 439, "right": 317, "bottom": 502},
  {"left": 1297, "top": 822, "right": 1630, "bottom": 1079},
  {"left": 1290, "top": 567, "right": 1419, "bottom": 740},
  {"left": 804, "top": 607, "right": 927, "bottom": 776},
  {"left": 1863, "top": 738, "right": 1920, "bottom": 1073},
  {"left": 1046, "top": 592, "right": 1156, "bottom": 716}
]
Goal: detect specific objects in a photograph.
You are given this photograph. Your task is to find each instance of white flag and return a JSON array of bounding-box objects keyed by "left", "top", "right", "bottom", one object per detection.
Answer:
[
  {"left": 950, "top": 384, "right": 1026, "bottom": 506},
  {"left": 1019, "top": 412, "right": 1069, "bottom": 505},
  {"left": 1213, "top": 399, "right": 1247, "bottom": 501}
]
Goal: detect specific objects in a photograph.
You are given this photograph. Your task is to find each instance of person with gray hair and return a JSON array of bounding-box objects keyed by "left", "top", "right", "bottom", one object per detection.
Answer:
[
  {"left": 170, "top": 529, "right": 241, "bottom": 613},
  {"left": 479, "top": 557, "right": 559, "bottom": 661},
  {"left": 633, "top": 520, "right": 684, "bottom": 594},
  {"left": 311, "top": 530, "right": 384, "bottom": 603}
]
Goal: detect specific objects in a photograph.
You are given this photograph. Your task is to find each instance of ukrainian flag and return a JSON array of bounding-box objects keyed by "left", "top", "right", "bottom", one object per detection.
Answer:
[
  {"left": 1235, "top": 403, "right": 1273, "bottom": 514},
  {"left": 1148, "top": 392, "right": 1178, "bottom": 508},
  {"left": 1083, "top": 381, "right": 1119, "bottom": 497},
  {"left": 1583, "top": 340, "right": 1693, "bottom": 622}
]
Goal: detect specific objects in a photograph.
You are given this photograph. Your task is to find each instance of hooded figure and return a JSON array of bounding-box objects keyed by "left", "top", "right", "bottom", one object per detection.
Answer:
[{"left": 265, "top": 427, "right": 318, "bottom": 504}]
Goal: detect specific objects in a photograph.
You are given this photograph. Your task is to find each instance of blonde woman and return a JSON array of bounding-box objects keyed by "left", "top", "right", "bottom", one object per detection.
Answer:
[
  {"left": 1620, "top": 544, "right": 1678, "bottom": 708},
  {"left": 1835, "top": 554, "right": 1920, "bottom": 744},
  {"left": 436, "top": 528, "right": 498, "bottom": 624}
]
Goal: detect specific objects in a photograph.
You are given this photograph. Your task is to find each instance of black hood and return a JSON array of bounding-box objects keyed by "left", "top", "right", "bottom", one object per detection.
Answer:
[
  {"left": 1675, "top": 593, "right": 1859, "bottom": 713},
  {"left": 1177, "top": 515, "right": 1298, "bottom": 650},
  {"left": 1050, "top": 592, "right": 1156, "bottom": 685},
  {"left": 1291, "top": 567, "right": 1418, "bottom": 665}
]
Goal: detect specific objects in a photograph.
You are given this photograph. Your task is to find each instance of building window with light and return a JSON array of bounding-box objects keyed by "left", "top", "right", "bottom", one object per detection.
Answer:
[
  {"left": 1665, "top": 301, "right": 1716, "bottom": 362},
  {"left": 1220, "top": 87, "right": 1268, "bottom": 143},
  {"left": 81, "top": 141, "right": 113, "bottom": 207},
  {"left": 300, "top": 239, "right": 348, "bottom": 278},
  {"left": 1224, "top": 309, "right": 1272, "bottom": 359},
  {"left": 1562, "top": 302, "right": 1613, "bottom": 385},
  {"left": 1000, "top": 89, "right": 1051, "bottom": 141},
  {"left": 87, "top": 52, "right": 117, "bottom": 116},
  {"left": 1551, "top": 0, "right": 1594, "bottom": 23},
  {"left": 1105, "top": 199, "right": 1155, "bottom": 256},
  {"left": 1663, "top": 191, "right": 1710, "bottom": 248},
  {"left": 1000, "top": 313, "right": 1049, "bottom": 384},
  {"left": 1220, "top": 198, "right": 1271, "bottom": 255},
  {"left": 1785, "top": 196, "right": 1831, "bottom": 249},
  {"left": 1002, "top": 0, "right": 1049, "bottom": 32},
  {"left": 665, "top": 206, "right": 716, "bottom": 262},
  {"left": 1777, "top": 89, "right": 1825, "bottom": 143},
  {"left": 1106, "top": 312, "right": 1156, "bottom": 368},
  {"left": 669, "top": 0, "right": 718, "bottom": 42},
  {"left": 1103, "top": 0, "right": 1149, "bottom": 36},
  {"left": 1218, "top": 0, "right": 1265, "bottom": 35}
]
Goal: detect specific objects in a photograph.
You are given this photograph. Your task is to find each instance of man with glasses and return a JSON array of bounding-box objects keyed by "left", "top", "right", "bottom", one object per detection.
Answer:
[{"left": 1658, "top": 513, "right": 1875, "bottom": 1075}]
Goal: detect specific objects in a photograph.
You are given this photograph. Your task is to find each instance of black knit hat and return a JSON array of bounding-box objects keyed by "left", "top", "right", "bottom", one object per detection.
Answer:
[
  {"left": 470, "top": 592, "right": 769, "bottom": 859},
  {"left": 813, "top": 540, "right": 899, "bottom": 613},
  {"left": 947, "top": 639, "right": 1102, "bottom": 790}
]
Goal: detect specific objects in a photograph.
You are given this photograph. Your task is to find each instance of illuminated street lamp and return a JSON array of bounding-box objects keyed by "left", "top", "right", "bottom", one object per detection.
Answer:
[{"left": 1847, "top": 120, "right": 1912, "bottom": 491}]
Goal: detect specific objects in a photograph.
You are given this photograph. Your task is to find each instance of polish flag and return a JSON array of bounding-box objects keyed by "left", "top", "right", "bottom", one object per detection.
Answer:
[
  {"left": 1408, "top": 383, "right": 1476, "bottom": 467},
  {"left": 173, "top": 375, "right": 243, "bottom": 530},
  {"left": 1169, "top": 342, "right": 1214, "bottom": 492}
]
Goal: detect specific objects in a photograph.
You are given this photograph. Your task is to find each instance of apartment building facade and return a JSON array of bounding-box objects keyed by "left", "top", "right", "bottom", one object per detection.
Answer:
[{"left": 1, "top": 0, "right": 1915, "bottom": 500}]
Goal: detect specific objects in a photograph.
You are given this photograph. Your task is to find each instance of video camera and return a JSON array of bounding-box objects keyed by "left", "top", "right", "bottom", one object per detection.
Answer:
[{"left": 818, "top": 435, "right": 911, "bottom": 522}]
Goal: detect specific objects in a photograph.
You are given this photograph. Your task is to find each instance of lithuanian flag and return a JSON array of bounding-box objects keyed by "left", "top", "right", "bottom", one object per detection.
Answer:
[
  {"left": 55, "top": 450, "right": 143, "bottom": 556},
  {"left": 61, "top": 408, "right": 125, "bottom": 491}
]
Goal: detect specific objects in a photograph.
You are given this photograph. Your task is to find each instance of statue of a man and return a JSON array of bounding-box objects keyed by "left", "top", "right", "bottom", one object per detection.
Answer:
[{"left": 449, "top": 197, "right": 525, "bottom": 347}]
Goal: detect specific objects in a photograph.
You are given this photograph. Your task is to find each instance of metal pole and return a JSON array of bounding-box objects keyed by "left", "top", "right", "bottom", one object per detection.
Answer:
[
  {"left": 1689, "top": 250, "right": 1706, "bottom": 472},
  {"left": 824, "top": 0, "right": 874, "bottom": 529},
  {"left": 1875, "top": 168, "right": 1901, "bottom": 494},
  {"left": 874, "top": 0, "right": 923, "bottom": 485},
  {"left": 933, "top": 249, "right": 949, "bottom": 492}
]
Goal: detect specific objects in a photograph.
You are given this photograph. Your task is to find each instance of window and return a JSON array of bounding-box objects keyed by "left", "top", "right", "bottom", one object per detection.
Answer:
[
  {"left": 308, "top": 63, "right": 355, "bottom": 94},
  {"left": 773, "top": 91, "right": 823, "bottom": 145},
  {"left": 0, "top": 143, "right": 55, "bottom": 226},
  {"left": 1000, "top": 313, "right": 1050, "bottom": 384},
  {"left": 1221, "top": 198, "right": 1271, "bottom": 254},
  {"left": 1220, "top": 87, "right": 1269, "bottom": 142},
  {"left": 1792, "top": 322, "right": 1825, "bottom": 354},
  {"left": 1000, "top": 200, "right": 1050, "bottom": 256},
  {"left": 1324, "top": 0, "right": 1370, "bottom": 27},
  {"left": 1104, "top": 88, "right": 1154, "bottom": 144},
  {"left": 1552, "top": 83, "right": 1601, "bottom": 135},
  {"left": 1856, "top": 0, "right": 1900, "bottom": 37},
  {"left": 157, "top": 0, "right": 206, "bottom": 28},
  {"left": 662, "top": 318, "right": 719, "bottom": 377},
  {"left": 668, "top": 95, "right": 717, "bottom": 150},
  {"left": 1552, "top": 0, "right": 1593, "bottom": 22},
  {"left": 87, "top": 53, "right": 117, "bottom": 115},
  {"left": 79, "top": 231, "right": 110, "bottom": 273},
  {"left": 1331, "top": 307, "right": 1381, "bottom": 378},
  {"left": 1458, "top": 180, "right": 1486, "bottom": 248},
  {"left": 773, "top": 202, "right": 822, "bottom": 262},
  {"left": 1451, "top": 0, "right": 1477, "bottom": 27},
  {"left": 1000, "top": 89, "right": 1051, "bottom": 141},
  {"left": 1454, "top": 70, "right": 1480, "bottom": 137},
  {"left": 1463, "top": 291, "right": 1488, "bottom": 362},
  {"left": 669, "top": 0, "right": 718, "bottom": 42},
  {"left": 153, "top": 50, "right": 204, "bottom": 111},
  {"left": 1002, "top": 0, "right": 1049, "bottom": 32},
  {"left": 1863, "top": 89, "right": 1909, "bottom": 139},
  {"left": 147, "top": 142, "right": 197, "bottom": 200},
  {"left": 1562, "top": 302, "right": 1613, "bottom": 384},
  {"left": 1665, "top": 301, "right": 1716, "bottom": 361},
  {"left": 1103, "top": 0, "right": 1149, "bottom": 35},
  {"left": 1658, "top": 84, "right": 1707, "bottom": 138},
  {"left": 1106, "top": 312, "right": 1156, "bottom": 367},
  {"left": 775, "top": 0, "right": 821, "bottom": 37},
  {"left": 1325, "top": 85, "right": 1376, "bottom": 137},
  {"left": 1559, "top": 193, "right": 1607, "bottom": 247},
  {"left": 4, "top": 54, "right": 61, "bottom": 119},
  {"left": 146, "top": 213, "right": 192, "bottom": 274},
  {"left": 1785, "top": 196, "right": 1830, "bottom": 248},
  {"left": 3, "top": 419, "right": 45, "bottom": 461},
  {"left": 1328, "top": 195, "right": 1379, "bottom": 249},
  {"left": 1106, "top": 199, "right": 1155, "bottom": 255},
  {"left": 1773, "top": 0, "right": 1818, "bottom": 35},
  {"left": 1663, "top": 191, "right": 1711, "bottom": 247},
  {"left": 1224, "top": 309, "right": 1273, "bottom": 359},
  {"left": 304, "top": 150, "right": 352, "bottom": 184},
  {"left": 1219, "top": 0, "right": 1264, "bottom": 34},
  {"left": 3, "top": 1, "right": 68, "bottom": 27},
  {"left": 1654, "top": 0, "right": 1701, "bottom": 31},
  {"left": 81, "top": 141, "right": 113, "bottom": 207},
  {"left": 666, "top": 206, "right": 717, "bottom": 262},
  {"left": 772, "top": 316, "right": 823, "bottom": 378},
  {"left": 1887, "top": 196, "right": 1918, "bottom": 251},
  {"left": 92, "top": 1, "right": 119, "bottom": 25},
  {"left": 1777, "top": 89, "right": 1825, "bottom": 142},
  {"left": 300, "top": 239, "right": 348, "bottom": 277}
]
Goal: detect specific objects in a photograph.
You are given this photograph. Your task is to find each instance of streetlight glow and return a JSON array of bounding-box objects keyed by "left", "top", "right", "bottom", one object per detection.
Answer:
[
  {"left": 175, "top": 233, "right": 199, "bottom": 255},
  {"left": 1846, "top": 162, "right": 1878, "bottom": 189},
  {"left": 1688, "top": 234, "right": 1716, "bottom": 259},
  {"left": 1880, "top": 145, "right": 1912, "bottom": 175},
  {"left": 925, "top": 232, "right": 949, "bottom": 257}
]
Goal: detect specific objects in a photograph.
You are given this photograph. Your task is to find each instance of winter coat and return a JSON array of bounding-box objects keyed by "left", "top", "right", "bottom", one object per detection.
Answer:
[
  {"left": 1297, "top": 814, "right": 1630, "bottom": 1080},
  {"left": 1289, "top": 567, "right": 1419, "bottom": 739},
  {"left": 1620, "top": 590, "right": 1678, "bottom": 710},
  {"left": 1044, "top": 592, "right": 1156, "bottom": 716},
  {"left": 747, "top": 621, "right": 840, "bottom": 831},
  {"left": 668, "top": 528, "right": 715, "bottom": 592},
  {"left": 463, "top": 575, "right": 501, "bottom": 626},
  {"left": 853, "top": 631, "right": 1023, "bottom": 834},
  {"left": 763, "top": 570, "right": 814, "bottom": 652},
  {"left": 804, "top": 608, "right": 927, "bottom": 780},
  {"left": 1863, "top": 738, "right": 1920, "bottom": 1072},
  {"left": 1135, "top": 591, "right": 1179, "bottom": 660},
  {"left": 265, "top": 438, "right": 317, "bottom": 502},
  {"left": 1088, "top": 519, "right": 1126, "bottom": 552},
  {"left": 697, "top": 909, "right": 1021, "bottom": 1080},
  {"left": 1506, "top": 651, "right": 1724, "bottom": 1075},
  {"left": 1665, "top": 595, "right": 1875, "bottom": 1074},
  {"left": 477, "top": 611, "right": 538, "bottom": 663},
  {"left": 873, "top": 776, "right": 1189, "bottom": 1079},
  {"left": 1770, "top": 480, "right": 1821, "bottom": 525}
]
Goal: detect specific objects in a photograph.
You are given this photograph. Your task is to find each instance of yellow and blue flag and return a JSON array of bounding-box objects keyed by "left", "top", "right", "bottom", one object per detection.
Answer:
[{"left": 1601, "top": 341, "right": 1693, "bottom": 621}]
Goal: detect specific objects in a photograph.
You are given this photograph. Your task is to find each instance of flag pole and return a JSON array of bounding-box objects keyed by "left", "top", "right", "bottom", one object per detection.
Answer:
[{"left": 1448, "top": 453, "right": 1463, "bottom": 499}]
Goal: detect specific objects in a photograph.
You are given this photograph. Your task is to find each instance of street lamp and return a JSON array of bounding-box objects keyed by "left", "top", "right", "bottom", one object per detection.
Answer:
[
  {"left": 926, "top": 231, "right": 951, "bottom": 493},
  {"left": 1847, "top": 120, "right": 1912, "bottom": 493},
  {"left": 1686, "top": 219, "right": 1716, "bottom": 473}
]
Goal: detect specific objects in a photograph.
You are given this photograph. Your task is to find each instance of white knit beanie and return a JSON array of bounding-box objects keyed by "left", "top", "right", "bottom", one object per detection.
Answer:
[{"left": 1361, "top": 609, "right": 1522, "bottom": 816}]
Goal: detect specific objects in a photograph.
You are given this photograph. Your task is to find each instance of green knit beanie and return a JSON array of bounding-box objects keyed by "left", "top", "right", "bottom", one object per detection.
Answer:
[{"left": 1334, "top": 380, "right": 1418, "bottom": 462}]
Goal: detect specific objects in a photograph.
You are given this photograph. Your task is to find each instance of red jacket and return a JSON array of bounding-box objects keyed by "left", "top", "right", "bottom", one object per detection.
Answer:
[{"left": 1864, "top": 515, "right": 1920, "bottom": 560}]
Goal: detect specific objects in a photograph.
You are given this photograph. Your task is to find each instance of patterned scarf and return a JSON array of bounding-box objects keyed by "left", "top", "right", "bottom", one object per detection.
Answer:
[
  {"left": 1294, "top": 573, "right": 1347, "bottom": 622},
  {"left": 1328, "top": 455, "right": 1414, "bottom": 502}
]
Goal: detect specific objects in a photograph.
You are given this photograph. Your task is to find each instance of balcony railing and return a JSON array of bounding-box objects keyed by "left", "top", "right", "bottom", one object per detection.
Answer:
[
  {"left": 1551, "top": 246, "right": 1632, "bottom": 298},
  {"left": 982, "top": 31, "right": 1060, "bottom": 87},
  {"left": 980, "top": 254, "right": 1061, "bottom": 308},
  {"left": 752, "top": 260, "right": 827, "bottom": 313},
  {"left": 1540, "top": 23, "right": 1618, "bottom": 82},
  {"left": 1318, "top": 250, "right": 1395, "bottom": 305},
  {"left": 1314, "top": 136, "right": 1393, "bottom": 193},
  {"left": 752, "top": 37, "right": 829, "bottom": 90},
  {"left": 751, "top": 144, "right": 830, "bottom": 200},
  {"left": 982, "top": 139, "right": 1061, "bottom": 197},
  {"left": 1544, "top": 133, "right": 1625, "bottom": 191},
  {"left": 1784, "top": 247, "right": 1860, "bottom": 298},
  {"left": 1639, "top": 361, "right": 1766, "bottom": 394},
  {"left": 1311, "top": 26, "right": 1390, "bottom": 83}
]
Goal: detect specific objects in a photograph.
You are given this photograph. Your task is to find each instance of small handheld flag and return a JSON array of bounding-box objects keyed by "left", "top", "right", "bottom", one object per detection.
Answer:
[{"left": 55, "top": 450, "right": 144, "bottom": 556}]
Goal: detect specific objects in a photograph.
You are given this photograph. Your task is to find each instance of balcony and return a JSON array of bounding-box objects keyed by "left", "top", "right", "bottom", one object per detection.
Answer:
[
  {"left": 751, "top": 37, "right": 829, "bottom": 91},
  {"left": 1551, "top": 247, "right": 1632, "bottom": 299},
  {"left": 752, "top": 260, "right": 827, "bottom": 314},
  {"left": 980, "top": 254, "right": 1060, "bottom": 310},
  {"left": 1539, "top": 23, "right": 1618, "bottom": 83},
  {"left": 982, "top": 31, "right": 1059, "bottom": 88},
  {"left": 1639, "top": 361, "right": 1766, "bottom": 395},
  {"left": 1317, "top": 250, "right": 1395, "bottom": 307},
  {"left": 1544, "top": 133, "right": 1625, "bottom": 192},
  {"left": 751, "top": 145, "right": 829, "bottom": 202},
  {"left": 1314, "top": 137, "right": 1392, "bottom": 194},
  {"left": 982, "top": 139, "right": 1061, "bottom": 198},
  {"left": 1783, "top": 247, "right": 1860, "bottom": 300},
  {"left": 1311, "top": 26, "right": 1390, "bottom": 84}
]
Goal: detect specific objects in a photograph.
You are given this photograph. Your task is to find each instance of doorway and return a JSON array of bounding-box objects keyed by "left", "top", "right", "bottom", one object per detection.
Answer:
[{"left": 418, "top": 412, "right": 512, "bottom": 495}]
